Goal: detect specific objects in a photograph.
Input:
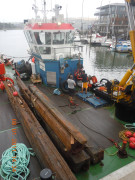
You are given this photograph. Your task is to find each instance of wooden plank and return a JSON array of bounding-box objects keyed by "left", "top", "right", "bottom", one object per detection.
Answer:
[
  {"left": 29, "top": 84, "right": 87, "bottom": 145},
  {"left": 17, "top": 77, "right": 87, "bottom": 151},
  {"left": 16, "top": 77, "right": 91, "bottom": 172}
]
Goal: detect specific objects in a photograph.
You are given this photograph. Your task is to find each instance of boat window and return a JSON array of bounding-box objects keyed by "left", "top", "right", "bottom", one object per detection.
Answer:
[
  {"left": 24, "top": 31, "right": 29, "bottom": 43},
  {"left": 66, "top": 32, "right": 74, "bottom": 44},
  {"left": 53, "top": 32, "right": 64, "bottom": 44},
  {"left": 45, "top": 32, "right": 51, "bottom": 45},
  {"left": 39, "top": 47, "right": 51, "bottom": 54},
  {"left": 26, "top": 31, "right": 33, "bottom": 43},
  {"left": 29, "top": 31, "right": 34, "bottom": 43},
  {"left": 34, "top": 46, "right": 40, "bottom": 54},
  {"left": 34, "top": 32, "right": 51, "bottom": 45},
  {"left": 34, "top": 32, "right": 42, "bottom": 44}
]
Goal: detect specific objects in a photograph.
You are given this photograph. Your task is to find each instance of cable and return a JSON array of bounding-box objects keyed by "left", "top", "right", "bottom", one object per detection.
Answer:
[
  {"left": 4, "top": 55, "right": 30, "bottom": 59},
  {"left": 77, "top": 117, "right": 111, "bottom": 141}
]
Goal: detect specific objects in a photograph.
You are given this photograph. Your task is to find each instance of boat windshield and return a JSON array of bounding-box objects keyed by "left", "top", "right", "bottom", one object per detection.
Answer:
[
  {"left": 53, "top": 32, "right": 64, "bottom": 44},
  {"left": 25, "top": 31, "right": 34, "bottom": 43},
  {"left": 66, "top": 31, "right": 74, "bottom": 44},
  {"left": 34, "top": 32, "right": 51, "bottom": 45}
]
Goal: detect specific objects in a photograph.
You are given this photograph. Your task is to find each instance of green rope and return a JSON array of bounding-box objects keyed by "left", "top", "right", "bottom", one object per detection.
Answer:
[
  {"left": 105, "top": 149, "right": 118, "bottom": 156},
  {"left": 0, "top": 126, "right": 21, "bottom": 134},
  {"left": 0, "top": 143, "right": 35, "bottom": 180}
]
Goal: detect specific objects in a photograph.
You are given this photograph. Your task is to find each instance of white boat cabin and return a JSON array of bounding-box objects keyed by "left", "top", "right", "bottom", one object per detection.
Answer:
[{"left": 24, "top": 22, "right": 75, "bottom": 60}]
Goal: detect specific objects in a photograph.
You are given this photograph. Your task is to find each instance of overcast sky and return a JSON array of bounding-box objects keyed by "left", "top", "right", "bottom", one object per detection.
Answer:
[{"left": 0, "top": 0, "right": 124, "bottom": 22}]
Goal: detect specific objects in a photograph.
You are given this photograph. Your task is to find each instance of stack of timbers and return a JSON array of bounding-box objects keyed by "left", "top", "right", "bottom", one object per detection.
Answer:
[
  {"left": 16, "top": 77, "right": 91, "bottom": 172},
  {"left": 4, "top": 81, "right": 77, "bottom": 180}
]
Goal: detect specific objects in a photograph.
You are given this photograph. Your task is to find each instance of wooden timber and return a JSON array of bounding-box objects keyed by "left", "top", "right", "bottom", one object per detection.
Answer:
[
  {"left": 29, "top": 84, "right": 87, "bottom": 145},
  {"left": 4, "top": 81, "right": 77, "bottom": 180},
  {"left": 17, "top": 77, "right": 87, "bottom": 152},
  {"left": 16, "top": 77, "right": 90, "bottom": 172}
]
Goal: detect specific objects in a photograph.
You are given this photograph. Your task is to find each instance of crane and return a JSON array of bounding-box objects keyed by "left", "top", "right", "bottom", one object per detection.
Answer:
[
  {"left": 104, "top": 0, "right": 135, "bottom": 106},
  {"left": 96, "top": 1, "right": 135, "bottom": 121}
]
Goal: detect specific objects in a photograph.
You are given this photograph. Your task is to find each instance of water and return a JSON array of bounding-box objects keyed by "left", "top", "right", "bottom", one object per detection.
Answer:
[
  {"left": 0, "top": 30, "right": 29, "bottom": 62},
  {"left": 0, "top": 30, "right": 133, "bottom": 82},
  {"left": 83, "top": 46, "right": 133, "bottom": 81}
]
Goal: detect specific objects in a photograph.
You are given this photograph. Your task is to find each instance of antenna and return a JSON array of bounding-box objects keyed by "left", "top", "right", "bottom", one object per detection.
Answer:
[
  {"left": 32, "top": 0, "right": 38, "bottom": 19},
  {"left": 43, "top": 0, "right": 47, "bottom": 22},
  {"left": 54, "top": 4, "right": 62, "bottom": 19},
  {"left": 51, "top": 0, "right": 52, "bottom": 11},
  {"left": 81, "top": 0, "right": 85, "bottom": 34},
  {"left": 66, "top": 3, "right": 68, "bottom": 23}
]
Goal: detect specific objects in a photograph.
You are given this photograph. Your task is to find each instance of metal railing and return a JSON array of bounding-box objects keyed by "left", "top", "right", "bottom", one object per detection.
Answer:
[{"left": 52, "top": 45, "right": 83, "bottom": 60}]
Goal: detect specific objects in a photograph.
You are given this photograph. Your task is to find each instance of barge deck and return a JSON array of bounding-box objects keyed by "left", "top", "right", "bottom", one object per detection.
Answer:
[
  {"left": 1, "top": 67, "right": 135, "bottom": 180},
  {"left": 0, "top": 91, "right": 41, "bottom": 180}
]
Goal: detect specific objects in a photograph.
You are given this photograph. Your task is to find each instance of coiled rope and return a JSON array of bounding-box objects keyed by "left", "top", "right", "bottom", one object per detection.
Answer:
[
  {"left": 119, "top": 130, "right": 134, "bottom": 142},
  {"left": 0, "top": 143, "right": 35, "bottom": 180}
]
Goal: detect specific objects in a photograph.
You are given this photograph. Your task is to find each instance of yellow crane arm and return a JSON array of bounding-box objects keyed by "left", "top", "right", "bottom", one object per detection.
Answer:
[
  {"left": 119, "top": 1, "right": 135, "bottom": 87},
  {"left": 125, "top": 0, "right": 135, "bottom": 63}
]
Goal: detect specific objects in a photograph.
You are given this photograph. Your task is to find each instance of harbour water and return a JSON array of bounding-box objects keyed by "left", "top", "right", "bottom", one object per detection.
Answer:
[{"left": 0, "top": 30, "right": 133, "bottom": 82}]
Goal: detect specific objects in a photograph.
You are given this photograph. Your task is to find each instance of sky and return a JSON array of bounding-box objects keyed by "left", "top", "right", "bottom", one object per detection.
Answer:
[{"left": 0, "top": 0, "right": 125, "bottom": 22}]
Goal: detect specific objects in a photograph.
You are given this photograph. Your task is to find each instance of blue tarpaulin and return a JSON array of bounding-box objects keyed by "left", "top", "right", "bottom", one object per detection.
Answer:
[{"left": 76, "top": 92, "right": 108, "bottom": 107}]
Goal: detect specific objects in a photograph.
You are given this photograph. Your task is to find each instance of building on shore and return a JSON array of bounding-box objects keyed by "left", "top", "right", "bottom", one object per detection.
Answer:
[{"left": 94, "top": 3, "right": 128, "bottom": 38}]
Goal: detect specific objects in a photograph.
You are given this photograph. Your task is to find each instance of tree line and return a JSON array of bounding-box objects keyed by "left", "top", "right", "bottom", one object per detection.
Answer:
[{"left": 0, "top": 23, "right": 24, "bottom": 30}]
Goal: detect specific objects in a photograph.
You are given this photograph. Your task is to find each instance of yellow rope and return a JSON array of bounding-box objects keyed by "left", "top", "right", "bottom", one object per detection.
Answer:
[
  {"left": 119, "top": 130, "right": 134, "bottom": 142},
  {"left": 105, "top": 150, "right": 118, "bottom": 156}
]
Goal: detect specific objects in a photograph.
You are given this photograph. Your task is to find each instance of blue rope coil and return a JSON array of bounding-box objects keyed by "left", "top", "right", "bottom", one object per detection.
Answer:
[{"left": 0, "top": 143, "right": 35, "bottom": 180}]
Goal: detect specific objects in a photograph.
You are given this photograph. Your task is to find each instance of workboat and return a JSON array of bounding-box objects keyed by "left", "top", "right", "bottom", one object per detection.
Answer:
[
  {"left": 24, "top": 4, "right": 83, "bottom": 88},
  {"left": 1, "top": 1, "right": 135, "bottom": 180}
]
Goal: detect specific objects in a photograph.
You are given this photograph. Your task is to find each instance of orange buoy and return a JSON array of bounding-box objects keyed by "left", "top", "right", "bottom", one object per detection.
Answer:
[
  {"left": 125, "top": 131, "right": 132, "bottom": 138},
  {"left": 133, "top": 133, "right": 135, "bottom": 138},
  {"left": 129, "top": 142, "right": 135, "bottom": 149},
  {"left": 129, "top": 137, "right": 135, "bottom": 142},
  {"left": 13, "top": 91, "right": 18, "bottom": 97}
]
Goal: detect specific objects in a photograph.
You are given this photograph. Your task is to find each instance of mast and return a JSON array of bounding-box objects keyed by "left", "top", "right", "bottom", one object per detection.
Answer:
[
  {"left": 99, "top": 0, "right": 103, "bottom": 34},
  {"left": 43, "top": 0, "right": 47, "bottom": 22},
  {"left": 81, "top": 0, "right": 85, "bottom": 34},
  {"left": 106, "top": 0, "right": 111, "bottom": 38},
  {"left": 66, "top": 3, "right": 68, "bottom": 23},
  {"left": 32, "top": 0, "right": 38, "bottom": 20}
]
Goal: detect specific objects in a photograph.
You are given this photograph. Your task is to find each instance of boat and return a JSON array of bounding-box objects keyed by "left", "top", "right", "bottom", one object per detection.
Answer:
[
  {"left": 90, "top": 33, "right": 104, "bottom": 46},
  {"left": 24, "top": 4, "right": 83, "bottom": 88},
  {"left": 111, "top": 41, "right": 132, "bottom": 53},
  {"left": 101, "top": 38, "right": 114, "bottom": 47}
]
